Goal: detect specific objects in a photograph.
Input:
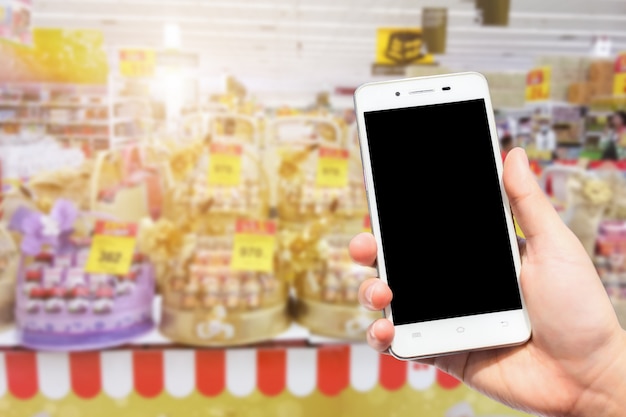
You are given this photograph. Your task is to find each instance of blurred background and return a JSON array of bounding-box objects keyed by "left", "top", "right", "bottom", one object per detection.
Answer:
[{"left": 1, "top": 1, "right": 626, "bottom": 416}]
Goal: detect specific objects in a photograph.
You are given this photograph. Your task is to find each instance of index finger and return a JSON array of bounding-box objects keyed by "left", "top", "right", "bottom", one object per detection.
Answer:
[{"left": 349, "top": 232, "right": 377, "bottom": 267}]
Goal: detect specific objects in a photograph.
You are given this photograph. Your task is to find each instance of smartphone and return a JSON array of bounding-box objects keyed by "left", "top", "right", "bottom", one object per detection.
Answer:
[{"left": 353, "top": 72, "right": 531, "bottom": 360}]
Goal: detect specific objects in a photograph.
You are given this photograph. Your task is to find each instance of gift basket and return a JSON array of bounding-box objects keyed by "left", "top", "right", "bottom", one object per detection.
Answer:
[
  {"left": 8, "top": 197, "right": 155, "bottom": 351},
  {"left": 0, "top": 223, "right": 18, "bottom": 330},
  {"left": 265, "top": 115, "right": 378, "bottom": 340},
  {"left": 265, "top": 116, "right": 368, "bottom": 224},
  {"left": 149, "top": 113, "right": 291, "bottom": 346}
]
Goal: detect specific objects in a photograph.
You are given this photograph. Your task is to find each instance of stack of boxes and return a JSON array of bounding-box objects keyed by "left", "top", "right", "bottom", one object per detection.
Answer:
[{"left": 567, "top": 59, "right": 615, "bottom": 106}]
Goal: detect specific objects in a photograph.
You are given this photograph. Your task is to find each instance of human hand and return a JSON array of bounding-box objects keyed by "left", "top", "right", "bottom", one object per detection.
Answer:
[{"left": 350, "top": 147, "right": 626, "bottom": 417}]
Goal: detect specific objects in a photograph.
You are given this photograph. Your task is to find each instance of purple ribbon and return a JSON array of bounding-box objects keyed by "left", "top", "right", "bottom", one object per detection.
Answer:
[{"left": 8, "top": 199, "right": 79, "bottom": 256}]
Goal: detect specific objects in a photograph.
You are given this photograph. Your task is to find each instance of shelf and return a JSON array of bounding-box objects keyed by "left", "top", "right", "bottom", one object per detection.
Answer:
[
  {"left": 0, "top": 82, "right": 154, "bottom": 154},
  {"left": 0, "top": 100, "right": 107, "bottom": 108},
  {"left": 0, "top": 118, "right": 109, "bottom": 126}
]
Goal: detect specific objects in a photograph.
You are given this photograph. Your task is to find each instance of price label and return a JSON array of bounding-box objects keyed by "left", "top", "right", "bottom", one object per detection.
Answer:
[
  {"left": 614, "top": 73, "right": 626, "bottom": 96},
  {"left": 230, "top": 219, "right": 276, "bottom": 273},
  {"left": 525, "top": 67, "right": 551, "bottom": 102},
  {"left": 363, "top": 215, "right": 371, "bottom": 232},
  {"left": 208, "top": 143, "right": 243, "bottom": 186},
  {"left": 85, "top": 220, "right": 137, "bottom": 276},
  {"left": 119, "top": 48, "right": 155, "bottom": 78},
  {"left": 316, "top": 147, "right": 349, "bottom": 188}
]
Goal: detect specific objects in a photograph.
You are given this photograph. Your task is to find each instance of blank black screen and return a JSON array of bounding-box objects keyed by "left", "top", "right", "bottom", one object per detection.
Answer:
[{"left": 363, "top": 99, "right": 522, "bottom": 326}]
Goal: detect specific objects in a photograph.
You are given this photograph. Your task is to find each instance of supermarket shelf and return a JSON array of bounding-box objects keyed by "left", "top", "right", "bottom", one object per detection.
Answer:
[
  {"left": 0, "top": 118, "right": 110, "bottom": 126},
  {"left": 0, "top": 100, "right": 107, "bottom": 108}
]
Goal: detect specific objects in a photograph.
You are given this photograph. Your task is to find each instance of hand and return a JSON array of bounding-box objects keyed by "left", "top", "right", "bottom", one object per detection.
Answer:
[{"left": 350, "top": 147, "right": 626, "bottom": 417}]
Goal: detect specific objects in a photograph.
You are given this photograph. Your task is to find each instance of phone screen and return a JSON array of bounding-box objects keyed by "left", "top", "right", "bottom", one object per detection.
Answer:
[{"left": 363, "top": 98, "right": 522, "bottom": 326}]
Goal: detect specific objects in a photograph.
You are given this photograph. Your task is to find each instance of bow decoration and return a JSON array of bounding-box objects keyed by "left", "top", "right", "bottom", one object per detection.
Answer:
[{"left": 8, "top": 199, "right": 78, "bottom": 256}]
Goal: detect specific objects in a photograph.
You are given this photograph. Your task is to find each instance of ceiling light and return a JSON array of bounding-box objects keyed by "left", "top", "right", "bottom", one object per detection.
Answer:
[{"left": 163, "top": 22, "right": 181, "bottom": 49}]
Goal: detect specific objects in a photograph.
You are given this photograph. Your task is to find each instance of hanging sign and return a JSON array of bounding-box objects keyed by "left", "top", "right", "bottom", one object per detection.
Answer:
[
  {"left": 525, "top": 66, "right": 551, "bottom": 102},
  {"left": 119, "top": 48, "right": 156, "bottom": 78},
  {"left": 422, "top": 8, "right": 447, "bottom": 54},
  {"left": 374, "top": 27, "right": 435, "bottom": 67}
]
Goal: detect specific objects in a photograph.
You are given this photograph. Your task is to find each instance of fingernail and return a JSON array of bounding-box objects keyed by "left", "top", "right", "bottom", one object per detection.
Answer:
[{"left": 365, "top": 281, "right": 379, "bottom": 305}]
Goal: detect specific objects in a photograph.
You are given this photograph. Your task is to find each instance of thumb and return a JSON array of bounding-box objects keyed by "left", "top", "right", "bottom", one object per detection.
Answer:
[{"left": 503, "top": 147, "right": 567, "bottom": 241}]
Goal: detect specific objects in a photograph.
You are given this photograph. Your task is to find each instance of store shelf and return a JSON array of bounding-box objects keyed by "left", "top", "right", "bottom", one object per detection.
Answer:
[{"left": 0, "top": 83, "right": 107, "bottom": 154}]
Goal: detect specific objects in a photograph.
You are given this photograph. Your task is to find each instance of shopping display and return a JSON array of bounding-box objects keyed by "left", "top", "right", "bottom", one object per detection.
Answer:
[{"left": 0, "top": 2, "right": 625, "bottom": 415}]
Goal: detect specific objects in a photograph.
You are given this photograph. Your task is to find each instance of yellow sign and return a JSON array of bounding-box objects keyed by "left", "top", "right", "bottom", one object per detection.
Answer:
[
  {"left": 375, "top": 28, "right": 435, "bottom": 66},
  {"left": 613, "top": 53, "right": 626, "bottom": 96},
  {"left": 316, "top": 147, "right": 349, "bottom": 188},
  {"left": 207, "top": 143, "right": 243, "bottom": 186},
  {"left": 230, "top": 219, "right": 276, "bottom": 273},
  {"left": 119, "top": 48, "right": 155, "bottom": 78},
  {"left": 525, "top": 66, "right": 551, "bottom": 102},
  {"left": 85, "top": 221, "right": 137, "bottom": 276}
]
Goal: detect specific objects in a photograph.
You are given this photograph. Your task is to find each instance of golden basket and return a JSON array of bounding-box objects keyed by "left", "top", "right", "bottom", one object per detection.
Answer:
[
  {"left": 152, "top": 119, "right": 290, "bottom": 346},
  {"left": 277, "top": 224, "right": 380, "bottom": 340},
  {"left": 158, "top": 233, "right": 290, "bottom": 346},
  {"left": 264, "top": 116, "right": 368, "bottom": 226},
  {"left": 0, "top": 223, "right": 18, "bottom": 330}
]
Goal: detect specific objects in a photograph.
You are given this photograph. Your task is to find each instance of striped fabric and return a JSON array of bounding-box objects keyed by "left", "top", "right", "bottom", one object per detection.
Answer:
[{"left": 0, "top": 344, "right": 461, "bottom": 399}]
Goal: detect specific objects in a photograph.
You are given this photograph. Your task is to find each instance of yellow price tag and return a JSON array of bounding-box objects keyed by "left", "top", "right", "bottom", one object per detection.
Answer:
[
  {"left": 208, "top": 143, "right": 243, "bottom": 186},
  {"left": 118, "top": 48, "right": 155, "bottom": 78},
  {"left": 230, "top": 219, "right": 276, "bottom": 273},
  {"left": 316, "top": 147, "right": 349, "bottom": 188},
  {"left": 525, "top": 67, "right": 551, "bottom": 102},
  {"left": 85, "top": 221, "right": 137, "bottom": 276},
  {"left": 614, "top": 73, "right": 626, "bottom": 96}
]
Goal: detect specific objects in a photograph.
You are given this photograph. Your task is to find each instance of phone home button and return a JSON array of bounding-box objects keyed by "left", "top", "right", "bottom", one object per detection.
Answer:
[{"left": 456, "top": 327, "right": 465, "bottom": 333}]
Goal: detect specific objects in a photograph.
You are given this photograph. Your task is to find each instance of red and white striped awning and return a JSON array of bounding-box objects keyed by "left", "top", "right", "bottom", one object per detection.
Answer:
[{"left": 0, "top": 344, "right": 461, "bottom": 399}]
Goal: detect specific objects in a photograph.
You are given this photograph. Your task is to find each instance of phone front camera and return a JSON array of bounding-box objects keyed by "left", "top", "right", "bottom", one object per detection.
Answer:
[{"left": 395, "top": 91, "right": 400, "bottom": 96}]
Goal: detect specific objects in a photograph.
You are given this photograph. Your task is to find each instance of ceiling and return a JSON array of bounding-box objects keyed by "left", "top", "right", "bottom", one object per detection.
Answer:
[{"left": 30, "top": 0, "right": 626, "bottom": 101}]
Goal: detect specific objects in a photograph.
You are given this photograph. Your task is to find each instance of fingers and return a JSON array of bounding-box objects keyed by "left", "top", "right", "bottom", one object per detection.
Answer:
[
  {"left": 349, "top": 232, "right": 377, "bottom": 267},
  {"left": 503, "top": 147, "right": 568, "bottom": 241},
  {"left": 358, "top": 278, "right": 392, "bottom": 310},
  {"left": 366, "top": 318, "right": 394, "bottom": 353}
]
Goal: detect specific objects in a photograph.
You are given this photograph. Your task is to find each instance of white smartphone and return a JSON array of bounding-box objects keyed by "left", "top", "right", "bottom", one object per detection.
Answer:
[{"left": 353, "top": 72, "right": 531, "bottom": 360}]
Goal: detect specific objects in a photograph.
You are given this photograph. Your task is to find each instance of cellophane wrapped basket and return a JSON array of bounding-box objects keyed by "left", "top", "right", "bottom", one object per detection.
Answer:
[
  {"left": 0, "top": 223, "right": 18, "bottom": 330},
  {"left": 150, "top": 114, "right": 291, "bottom": 346},
  {"left": 266, "top": 116, "right": 378, "bottom": 340},
  {"left": 8, "top": 198, "right": 155, "bottom": 351}
]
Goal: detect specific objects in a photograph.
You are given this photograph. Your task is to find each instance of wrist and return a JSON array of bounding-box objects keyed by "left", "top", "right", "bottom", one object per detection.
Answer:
[{"left": 571, "top": 329, "right": 626, "bottom": 417}]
